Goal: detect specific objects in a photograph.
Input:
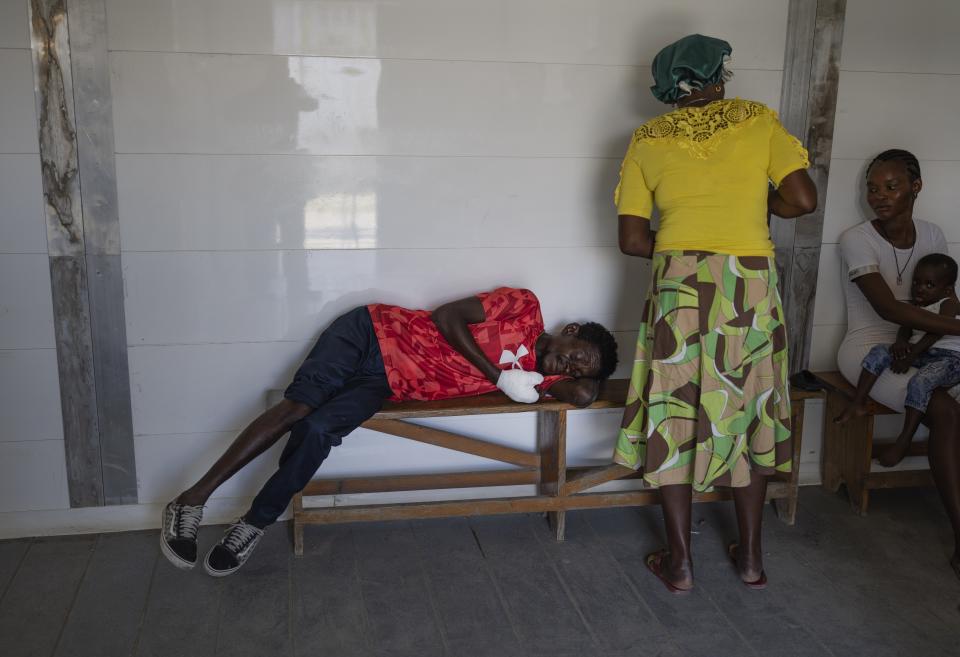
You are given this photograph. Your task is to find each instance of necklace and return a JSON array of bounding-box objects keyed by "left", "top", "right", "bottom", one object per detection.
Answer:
[{"left": 874, "top": 220, "right": 916, "bottom": 285}]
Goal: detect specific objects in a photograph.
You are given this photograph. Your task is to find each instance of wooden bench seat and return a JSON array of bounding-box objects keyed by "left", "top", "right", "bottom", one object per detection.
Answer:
[
  {"left": 814, "top": 370, "right": 933, "bottom": 515},
  {"left": 269, "top": 380, "right": 817, "bottom": 555}
]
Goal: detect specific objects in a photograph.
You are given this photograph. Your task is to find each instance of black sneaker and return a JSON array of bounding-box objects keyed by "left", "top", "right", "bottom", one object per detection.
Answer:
[
  {"left": 203, "top": 518, "right": 264, "bottom": 577},
  {"left": 160, "top": 501, "right": 203, "bottom": 569}
]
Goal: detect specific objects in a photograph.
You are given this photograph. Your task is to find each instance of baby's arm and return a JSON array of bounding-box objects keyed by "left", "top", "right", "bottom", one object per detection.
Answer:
[
  {"left": 890, "top": 325, "right": 914, "bottom": 360},
  {"left": 906, "top": 298, "right": 960, "bottom": 359}
]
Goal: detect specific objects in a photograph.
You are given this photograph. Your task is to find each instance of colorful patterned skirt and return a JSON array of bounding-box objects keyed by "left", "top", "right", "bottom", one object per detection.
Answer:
[{"left": 613, "top": 251, "right": 792, "bottom": 490}]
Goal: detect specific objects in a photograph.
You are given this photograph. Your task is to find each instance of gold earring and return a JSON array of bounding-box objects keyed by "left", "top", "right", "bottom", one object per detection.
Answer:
[{"left": 715, "top": 85, "right": 722, "bottom": 93}]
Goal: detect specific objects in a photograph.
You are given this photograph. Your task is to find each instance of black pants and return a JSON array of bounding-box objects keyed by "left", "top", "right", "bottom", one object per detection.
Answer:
[{"left": 245, "top": 307, "right": 392, "bottom": 527}]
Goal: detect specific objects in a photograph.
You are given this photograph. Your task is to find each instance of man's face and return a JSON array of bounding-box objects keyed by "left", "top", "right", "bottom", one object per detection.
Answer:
[{"left": 540, "top": 333, "right": 602, "bottom": 379}]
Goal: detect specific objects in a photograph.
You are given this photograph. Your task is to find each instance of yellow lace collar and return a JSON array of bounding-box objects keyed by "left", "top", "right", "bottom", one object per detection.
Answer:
[{"left": 633, "top": 98, "right": 770, "bottom": 159}]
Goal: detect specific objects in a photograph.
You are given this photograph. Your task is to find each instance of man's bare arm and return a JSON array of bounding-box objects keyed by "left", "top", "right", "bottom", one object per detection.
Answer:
[
  {"left": 431, "top": 296, "right": 500, "bottom": 383},
  {"left": 547, "top": 378, "right": 599, "bottom": 408}
]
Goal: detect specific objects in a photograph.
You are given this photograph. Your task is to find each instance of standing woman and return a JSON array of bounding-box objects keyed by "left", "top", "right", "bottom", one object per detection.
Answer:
[{"left": 613, "top": 34, "right": 817, "bottom": 593}]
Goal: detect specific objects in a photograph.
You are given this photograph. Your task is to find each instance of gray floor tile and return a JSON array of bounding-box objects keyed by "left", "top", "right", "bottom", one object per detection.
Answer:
[
  {"left": 0, "top": 538, "right": 31, "bottom": 601},
  {"left": 536, "top": 511, "right": 667, "bottom": 651},
  {"left": 54, "top": 531, "right": 158, "bottom": 657},
  {"left": 0, "top": 535, "right": 96, "bottom": 657},
  {"left": 352, "top": 521, "right": 446, "bottom": 657},
  {"left": 136, "top": 525, "right": 224, "bottom": 657},
  {"left": 290, "top": 525, "right": 369, "bottom": 657},
  {"left": 215, "top": 523, "right": 292, "bottom": 657},
  {"left": 411, "top": 517, "right": 525, "bottom": 657},
  {"left": 469, "top": 514, "right": 597, "bottom": 655}
]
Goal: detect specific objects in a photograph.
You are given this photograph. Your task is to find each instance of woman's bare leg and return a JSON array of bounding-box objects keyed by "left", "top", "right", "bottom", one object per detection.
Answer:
[
  {"left": 659, "top": 483, "right": 694, "bottom": 589},
  {"left": 176, "top": 400, "right": 313, "bottom": 506},
  {"left": 925, "top": 390, "right": 960, "bottom": 578},
  {"left": 731, "top": 469, "right": 768, "bottom": 582}
]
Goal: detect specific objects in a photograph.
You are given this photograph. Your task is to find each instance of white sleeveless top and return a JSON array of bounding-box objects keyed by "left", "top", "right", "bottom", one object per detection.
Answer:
[
  {"left": 916, "top": 298, "right": 960, "bottom": 353},
  {"left": 838, "top": 219, "right": 948, "bottom": 346}
]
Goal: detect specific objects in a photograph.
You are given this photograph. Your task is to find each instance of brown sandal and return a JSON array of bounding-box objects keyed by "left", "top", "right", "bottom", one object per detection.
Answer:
[
  {"left": 727, "top": 543, "right": 767, "bottom": 590},
  {"left": 645, "top": 550, "right": 692, "bottom": 595}
]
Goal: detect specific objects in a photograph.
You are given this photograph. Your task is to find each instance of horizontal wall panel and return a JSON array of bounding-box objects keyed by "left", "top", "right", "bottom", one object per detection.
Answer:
[
  {"left": 0, "top": 440, "right": 69, "bottom": 512},
  {"left": 0, "top": 154, "right": 45, "bottom": 253},
  {"left": 111, "top": 51, "right": 783, "bottom": 157},
  {"left": 0, "top": 0, "right": 29, "bottom": 49},
  {"left": 842, "top": 0, "right": 960, "bottom": 74},
  {"left": 105, "top": 0, "right": 788, "bottom": 68},
  {"left": 0, "top": 348, "right": 64, "bottom": 442},
  {"left": 129, "top": 341, "right": 312, "bottom": 436},
  {"left": 122, "top": 248, "right": 651, "bottom": 346},
  {"left": 116, "top": 154, "right": 622, "bottom": 251},
  {"left": 823, "top": 159, "right": 960, "bottom": 244},
  {"left": 134, "top": 431, "right": 287, "bottom": 504},
  {"left": 831, "top": 71, "right": 960, "bottom": 161},
  {"left": 0, "top": 255, "right": 56, "bottom": 349},
  {"left": 0, "top": 49, "right": 40, "bottom": 153}
]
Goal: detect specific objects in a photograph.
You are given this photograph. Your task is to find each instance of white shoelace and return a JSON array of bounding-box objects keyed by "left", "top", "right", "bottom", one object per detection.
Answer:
[
  {"left": 170, "top": 504, "right": 202, "bottom": 540},
  {"left": 222, "top": 521, "right": 261, "bottom": 556}
]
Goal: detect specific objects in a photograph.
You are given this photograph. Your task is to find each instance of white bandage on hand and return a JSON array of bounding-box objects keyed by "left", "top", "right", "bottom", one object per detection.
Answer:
[{"left": 496, "top": 369, "right": 544, "bottom": 404}]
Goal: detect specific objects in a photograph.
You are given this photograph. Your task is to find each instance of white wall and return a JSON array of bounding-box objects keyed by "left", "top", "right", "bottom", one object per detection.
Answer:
[
  {"left": 0, "top": 0, "right": 71, "bottom": 521},
  {"left": 1, "top": 0, "right": 791, "bottom": 535},
  {"left": 805, "top": 0, "right": 960, "bottom": 472}
]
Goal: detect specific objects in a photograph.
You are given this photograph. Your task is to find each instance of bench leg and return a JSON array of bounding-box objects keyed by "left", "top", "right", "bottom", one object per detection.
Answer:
[
  {"left": 821, "top": 391, "right": 845, "bottom": 493},
  {"left": 823, "top": 390, "right": 874, "bottom": 515},
  {"left": 537, "top": 410, "right": 567, "bottom": 541},
  {"left": 774, "top": 399, "right": 805, "bottom": 525},
  {"left": 844, "top": 414, "right": 874, "bottom": 516},
  {"left": 292, "top": 492, "right": 304, "bottom": 556}
]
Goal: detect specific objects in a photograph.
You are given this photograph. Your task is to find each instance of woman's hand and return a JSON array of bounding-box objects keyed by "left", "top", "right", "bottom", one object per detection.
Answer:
[{"left": 619, "top": 215, "right": 656, "bottom": 258}]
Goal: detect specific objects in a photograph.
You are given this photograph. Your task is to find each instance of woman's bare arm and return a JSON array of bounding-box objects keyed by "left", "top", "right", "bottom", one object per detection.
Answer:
[
  {"left": 619, "top": 215, "right": 656, "bottom": 258},
  {"left": 769, "top": 169, "right": 817, "bottom": 218},
  {"left": 855, "top": 273, "right": 960, "bottom": 335}
]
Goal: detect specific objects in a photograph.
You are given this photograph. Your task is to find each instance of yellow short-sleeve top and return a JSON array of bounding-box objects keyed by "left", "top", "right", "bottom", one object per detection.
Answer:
[{"left": 614, "top": 98, "right": 810, "bottom": 257}]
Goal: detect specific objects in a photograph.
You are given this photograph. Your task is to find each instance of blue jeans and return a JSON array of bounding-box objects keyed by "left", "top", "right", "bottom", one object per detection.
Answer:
[
  {"left": 861, "top": 345, "right": 960, "bottom": 412},
  {"left": 245, "top": 307, "right": 392, "bottom": 527}
]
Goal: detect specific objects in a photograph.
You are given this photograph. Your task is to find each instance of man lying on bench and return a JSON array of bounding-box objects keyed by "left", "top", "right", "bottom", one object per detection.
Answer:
[{"left": 160, "top": 287, "right": 619, "bottom": 576}]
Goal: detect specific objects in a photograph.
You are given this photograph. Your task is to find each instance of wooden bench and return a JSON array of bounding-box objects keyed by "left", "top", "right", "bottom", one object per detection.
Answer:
[
  {"left": 815, "top": 370, "right": 933, "bottom": 515},
  {"left": 269, "top": 380, "right": 817, "bottom": 555}
]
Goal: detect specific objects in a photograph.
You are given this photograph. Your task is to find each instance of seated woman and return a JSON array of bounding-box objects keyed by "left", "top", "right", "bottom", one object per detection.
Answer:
[{"left": 837, "top": 149, "right": 960, "bottom": 579}]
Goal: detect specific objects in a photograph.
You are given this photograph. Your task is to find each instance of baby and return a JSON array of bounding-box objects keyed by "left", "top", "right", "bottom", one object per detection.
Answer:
[{"left": 836, "top": 253, "right": 960, "bottom": 467}]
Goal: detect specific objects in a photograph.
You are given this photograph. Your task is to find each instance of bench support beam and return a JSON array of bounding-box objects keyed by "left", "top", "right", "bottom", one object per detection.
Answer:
[{"left": 287, "top": 383, "right": 814, "bottom": 555}]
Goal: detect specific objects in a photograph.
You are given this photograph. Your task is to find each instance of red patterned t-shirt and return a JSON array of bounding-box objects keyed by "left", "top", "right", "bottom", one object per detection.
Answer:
[{"left": 368, "top": 287, "right": 566, "bottom": 401}]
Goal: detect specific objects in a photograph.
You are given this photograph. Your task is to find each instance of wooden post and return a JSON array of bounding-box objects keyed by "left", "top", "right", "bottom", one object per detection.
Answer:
[
  {"left": 774, "top": 0, "right": 847, "bottom": 374},
  {"left": 537, "top": 410, "right": 567, "bottom": 541}
]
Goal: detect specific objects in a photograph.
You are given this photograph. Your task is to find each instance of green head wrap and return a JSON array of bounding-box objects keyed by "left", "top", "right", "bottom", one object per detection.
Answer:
[{"left": 650, "top": 34, "right": 732, "bottom": 104}]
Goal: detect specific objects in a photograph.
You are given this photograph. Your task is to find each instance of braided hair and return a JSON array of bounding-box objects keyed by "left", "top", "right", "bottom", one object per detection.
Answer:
[{"left": 866, "top": 149, "right": 922, "bottom": 182}]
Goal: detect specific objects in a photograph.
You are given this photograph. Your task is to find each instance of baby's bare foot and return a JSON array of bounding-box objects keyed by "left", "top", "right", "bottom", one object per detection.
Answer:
[
  {"left": 834, "top": 402, "right": 867, "bottom": 424},
  {"left": 877, "top": 442, "right": 910, "bottom": 468}
]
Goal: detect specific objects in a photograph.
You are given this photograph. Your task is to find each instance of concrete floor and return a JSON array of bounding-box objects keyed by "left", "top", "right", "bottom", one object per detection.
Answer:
[{"left": 1, "top": 487, "right": 958, "bottom": 657}]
